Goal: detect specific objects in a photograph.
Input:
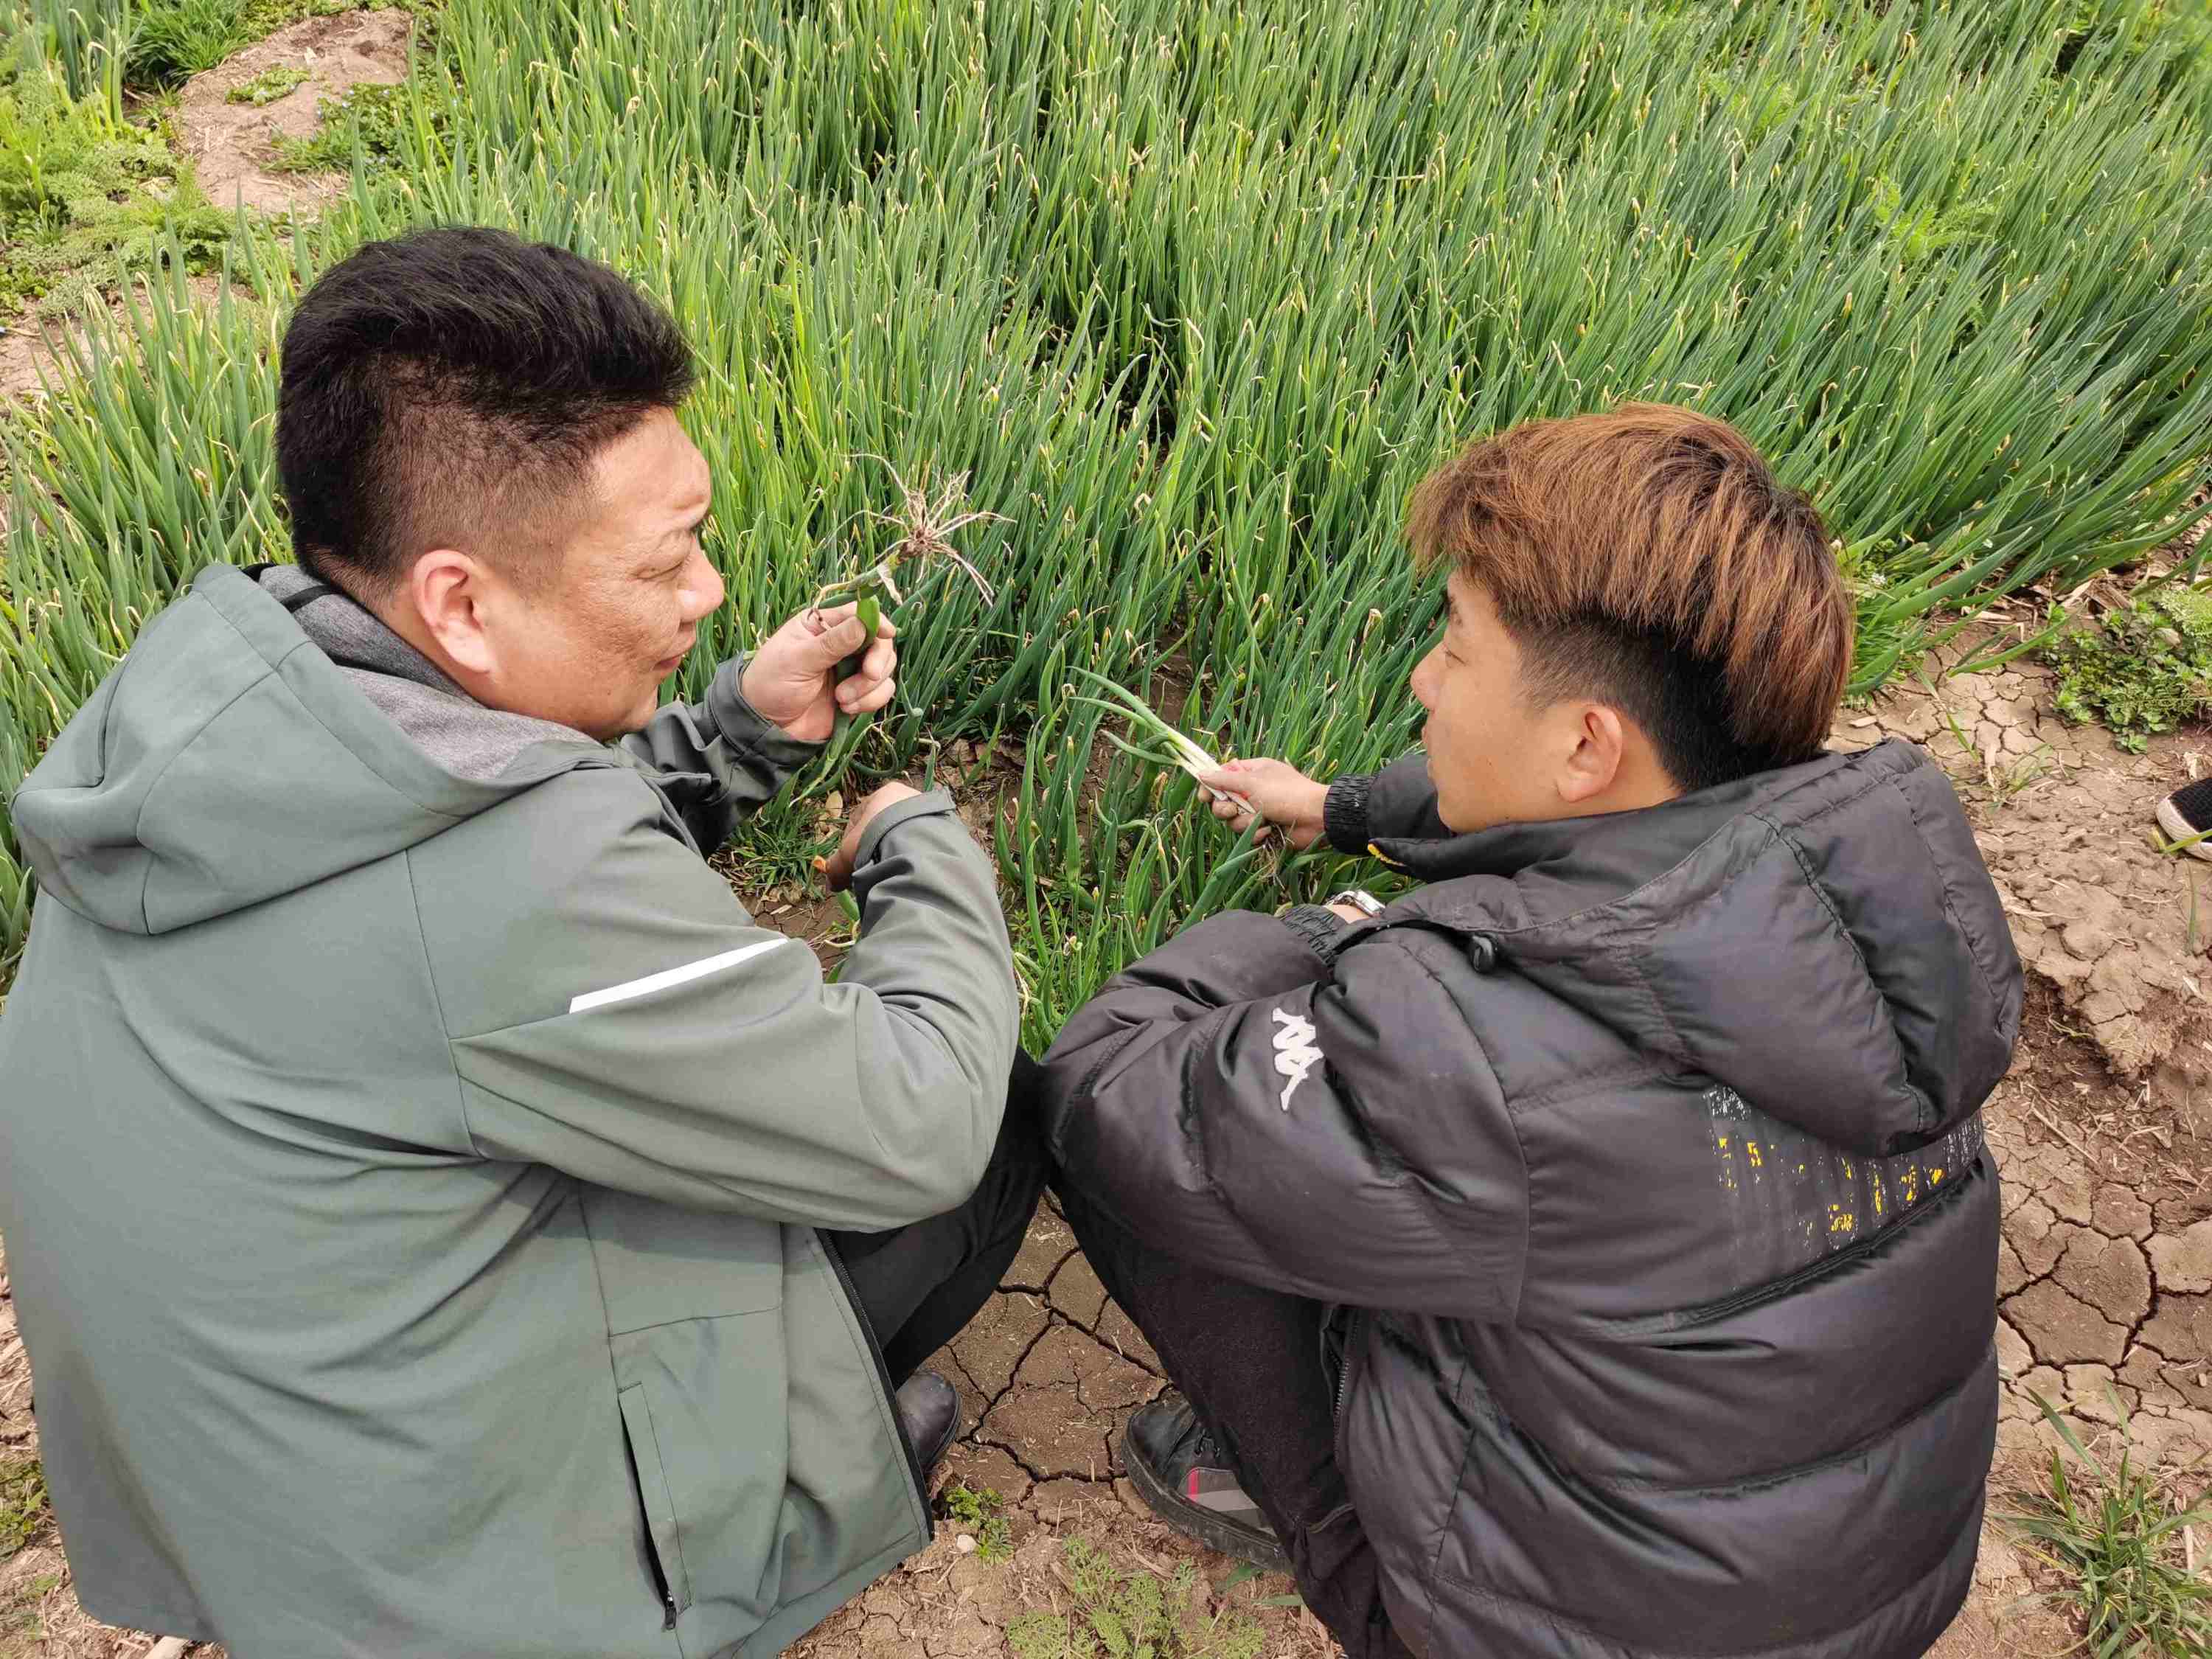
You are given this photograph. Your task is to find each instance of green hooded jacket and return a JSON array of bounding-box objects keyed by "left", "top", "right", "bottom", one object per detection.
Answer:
[{"left": 0, "top": 563, "right": 1019, "bottom": 1657}]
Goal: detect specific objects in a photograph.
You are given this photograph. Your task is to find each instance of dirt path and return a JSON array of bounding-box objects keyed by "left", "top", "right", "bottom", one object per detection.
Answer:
[
  {"left": 4, "top": 653, "right": 2208, "bottom": 1656},
  {"left": 173, "top": 10, "right": 411, "bottom": 215},
  {"left": 0, "top": 10, "right": 410, "bottom": 405}
]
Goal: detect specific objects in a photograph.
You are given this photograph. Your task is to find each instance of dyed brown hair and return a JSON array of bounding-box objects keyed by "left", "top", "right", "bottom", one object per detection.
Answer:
[{"left": 1406, "top": 403, "right": 1852, "bottom": 791}]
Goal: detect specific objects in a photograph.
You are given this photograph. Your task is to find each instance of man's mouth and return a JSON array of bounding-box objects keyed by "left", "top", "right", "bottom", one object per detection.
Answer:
[{"left": 655, "top": 641, "right": 694, "bottom": 675}]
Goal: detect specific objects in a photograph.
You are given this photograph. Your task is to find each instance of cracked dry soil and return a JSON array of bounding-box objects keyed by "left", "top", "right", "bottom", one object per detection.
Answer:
[{"left": 3, "top": 650, "right": 2208, "bottom": 1658}]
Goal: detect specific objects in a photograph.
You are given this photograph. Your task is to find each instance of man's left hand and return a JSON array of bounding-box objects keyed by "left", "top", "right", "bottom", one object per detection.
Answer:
[{"left": 742, "top": 603, "right": 899, "bottom": 743}]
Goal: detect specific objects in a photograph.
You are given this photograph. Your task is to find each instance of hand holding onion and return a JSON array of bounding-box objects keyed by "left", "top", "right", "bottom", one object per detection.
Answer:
[{"left": 1194, "top": 758, "right": 1329, "bottom": 849}]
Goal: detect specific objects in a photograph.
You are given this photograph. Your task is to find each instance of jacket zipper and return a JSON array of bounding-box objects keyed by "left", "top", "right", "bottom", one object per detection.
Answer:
[
  {"left": 822, "top": 1232, "right": 931, "bottom": 1518},
  {"left": 1329, "top": 1307, "right": 1365, "bottom": 1427},
  {"left": 618, "top": 1411, "right": 680, "bottom": 1630}
]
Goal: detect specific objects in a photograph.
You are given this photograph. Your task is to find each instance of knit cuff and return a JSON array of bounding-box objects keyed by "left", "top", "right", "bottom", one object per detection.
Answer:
[
  {"left": 1323, "top": 773, "right": 1375, "bottom": 856},
  {"left": 1279, "top": 903, "right": 1349, "bottom": 964}
]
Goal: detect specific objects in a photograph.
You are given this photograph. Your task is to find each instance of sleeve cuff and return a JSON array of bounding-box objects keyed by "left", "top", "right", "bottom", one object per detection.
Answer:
[
  {"left": 852, "top": 788, "right": 962, "bottom": 869},
  {"left": 1279, "top": 903, "right": 1349, "bottom": 964},
  {"left": 703, "top": 656, "right": 824, "bottom": 773},
  {"left": 1323, "top": 773, "right": 1374, "bottom": 855}
]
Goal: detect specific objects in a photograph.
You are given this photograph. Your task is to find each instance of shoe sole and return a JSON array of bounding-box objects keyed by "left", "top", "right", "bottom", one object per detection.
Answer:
[
  {"left": 1119, "top": 1425, "right": 1293, "bottom": 1574},
  {"left": 2157, "top": 797, "right": 2212, "bottom": 860}
]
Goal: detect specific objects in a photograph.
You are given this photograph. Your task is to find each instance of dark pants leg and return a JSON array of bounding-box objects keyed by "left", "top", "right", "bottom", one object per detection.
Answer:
[
  {"left": 823, "top": 1052, "right": 1051, "bottom": 1385},
  {"left": 1054, "top": 1181, "right": 1417, "bottom": 1659}
]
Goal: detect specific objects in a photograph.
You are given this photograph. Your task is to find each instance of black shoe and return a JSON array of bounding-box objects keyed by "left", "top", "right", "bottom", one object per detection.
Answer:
[
  {"left": 1120, "top": 1397, "right": 1291, "bottom": 1572},
  {"left": 894, "top": 1371, "right": 960, "bottom": 1474},
  {"left": 2158, "top": 779, "right": 2212, "bottom": 861}
]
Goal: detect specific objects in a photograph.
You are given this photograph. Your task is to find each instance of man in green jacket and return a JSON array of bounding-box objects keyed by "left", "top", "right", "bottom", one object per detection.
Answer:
[{"left": 0, "top": 228, "right": 1035, "bottom": 1657}]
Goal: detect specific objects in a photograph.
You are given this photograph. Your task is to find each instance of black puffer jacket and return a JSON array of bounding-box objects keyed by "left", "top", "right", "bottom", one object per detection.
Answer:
[{"left": 1043, "top": 740, "right": 2018, "bottom": 1659}]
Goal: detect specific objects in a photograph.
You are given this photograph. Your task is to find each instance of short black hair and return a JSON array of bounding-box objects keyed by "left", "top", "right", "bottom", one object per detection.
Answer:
[{"left": 276, "top": 226, "right": 696, "bottom": 591}]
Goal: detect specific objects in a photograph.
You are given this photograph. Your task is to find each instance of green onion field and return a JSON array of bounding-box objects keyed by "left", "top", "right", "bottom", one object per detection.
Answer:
[{"left": 4, "top": 0, "right": 2211, "bottom": 1029}]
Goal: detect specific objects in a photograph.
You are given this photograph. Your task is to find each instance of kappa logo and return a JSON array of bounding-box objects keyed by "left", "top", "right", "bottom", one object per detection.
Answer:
[{"left": 1270, "top": 1008, "right": 1324, "bottom": 1110}]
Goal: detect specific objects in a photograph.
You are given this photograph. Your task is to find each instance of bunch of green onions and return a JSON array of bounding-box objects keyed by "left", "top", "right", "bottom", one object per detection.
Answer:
[{"left": 1071, "top": 669, "right": 1255, "bottom": 816}]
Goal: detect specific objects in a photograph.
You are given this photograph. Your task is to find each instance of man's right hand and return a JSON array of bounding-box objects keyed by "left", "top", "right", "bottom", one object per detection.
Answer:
[
  {"left": 1194, "top": 759, "right": 1330, "bottom": 849},
  {"left": 820, "top": 781, "right": 925, "bottom": 891}
]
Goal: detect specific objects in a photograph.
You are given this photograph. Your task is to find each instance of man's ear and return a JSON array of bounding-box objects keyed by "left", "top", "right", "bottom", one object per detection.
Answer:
[
  {"left": 1556, "top": 703, "right": 1627, "bottom": 806},
  {"left": 406, "top": 549, "right": 498, "bottom": 677}
]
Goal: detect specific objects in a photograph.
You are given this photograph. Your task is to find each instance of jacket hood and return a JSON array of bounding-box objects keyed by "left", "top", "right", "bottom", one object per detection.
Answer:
[
  {"left": 1379, "top": 740, "right": 2022, "bottom": 1156},
  {"left": 10, "top": 563, "right": 607, "bottom": 936}
]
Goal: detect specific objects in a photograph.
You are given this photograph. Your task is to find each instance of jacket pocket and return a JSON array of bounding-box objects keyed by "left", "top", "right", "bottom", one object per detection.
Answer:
[{"left": 617, "top": 1382, "right": 693, "bottom": 1619}]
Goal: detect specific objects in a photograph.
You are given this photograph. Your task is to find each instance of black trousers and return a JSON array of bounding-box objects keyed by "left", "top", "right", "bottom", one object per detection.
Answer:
[
  {"left": 1055, "top": 1181, "right": 1418, "bottom": 1659},
  {"left": 823, "top": 1055, "right": 1411, "bottom": 1658},
  {"left": 822, "top": 1052, "right": 1052, "bottom": 1387}
]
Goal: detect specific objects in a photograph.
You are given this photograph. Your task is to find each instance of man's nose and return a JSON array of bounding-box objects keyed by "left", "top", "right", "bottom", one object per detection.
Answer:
[
  {"left": 1411, "top": 647, "right": 1440, "bottom": 710},
  {"left": 682, "top": 551, "right": 726, "bottom": 621}
]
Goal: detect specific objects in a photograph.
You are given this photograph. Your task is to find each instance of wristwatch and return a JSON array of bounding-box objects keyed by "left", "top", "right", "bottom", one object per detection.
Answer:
[{"left": 1326, "top": 888, "right": 1385, "bottom": 919}]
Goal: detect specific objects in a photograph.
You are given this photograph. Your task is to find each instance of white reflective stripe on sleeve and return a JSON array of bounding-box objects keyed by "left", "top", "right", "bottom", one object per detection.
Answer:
[{"left": 568, "top": 936, "right": 790, "bottom": 1014}]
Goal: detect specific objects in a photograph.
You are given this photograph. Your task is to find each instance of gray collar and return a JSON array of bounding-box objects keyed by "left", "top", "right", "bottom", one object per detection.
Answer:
[{"left": 257, "top": 566, "right": 590, "bottom": 784}]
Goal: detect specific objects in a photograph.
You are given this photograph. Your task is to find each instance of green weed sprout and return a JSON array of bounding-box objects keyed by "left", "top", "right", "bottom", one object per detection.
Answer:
[
  {"left": 226, "top": 66, "right": 311, "bottom": 105},
  {"left": 2008, "top": 1391, "right": 2212, "bottom": 1656},
  {"left": 939, "top": 1481, "right": 1012, "bottom": 1563},
  {"left": 1008, "top": 1537, "right": 1265, "bottom": 1659}
]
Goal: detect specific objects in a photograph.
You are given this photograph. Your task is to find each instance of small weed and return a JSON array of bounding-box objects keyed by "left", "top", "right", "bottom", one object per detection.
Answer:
[
  {"left": 0, "top": 1455, "right": 50, "bottom": 1560},
  {"left": 1985, "top": 743, "right": 2052, "bottom": 807},
  {"left": 1919, "top": 674, "right": 1978, "bottom": 764},
  {"left": 127, "top": 0, "right": 361, "bottom": 87},
  {"left": 0, "top": 1568, "right": 58, "bottom": 1659},
  {"left": 269, "top": 79, "right": 407, "bottom": 171},
  {"left": 237, "top": 0, "right": 361, "bottom": 38},
  {"left": 939, "top": 1481, "right": 1012, "bottom": 1563},
  {"left": 226, "top": 62, "right": 307, "bottom": 102},
  {"left": 720, "top": 791, "right": 836, "bottom": 894},
  {"left": 0, "top": 21, "right": 237, "bottom": 318},
  {"left": 2006, "top": 1394, "right": 2212, "bottom": 1658},
  {"left": 2045, "top": 586, "right": 2212, "bottom": 754},
  {"left": 128, "top": 0, "right": 249, "bottom": 84},
  {"left": 1007, "top": 1537, "right": 1265, "bottom": 1659}
]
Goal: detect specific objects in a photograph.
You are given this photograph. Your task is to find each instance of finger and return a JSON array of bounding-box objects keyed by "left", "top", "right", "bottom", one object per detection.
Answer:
[
  {"left": 821, "top": 850, "right": 855, "bottom": 893},
  {"left": 858, "top": 630, "right": 898, "bottom": 682},
  {"left": 805, "top": 602, "right": 857, "bottom": 636},
  {"left": 810, "top": 614, "right": 869, "bottom": 664},
  {"left": 844, "top": 675, "right": 898, "bottom": 716},
  {"left": 836, "top": 664, "right": 893, "bottom": 709}
]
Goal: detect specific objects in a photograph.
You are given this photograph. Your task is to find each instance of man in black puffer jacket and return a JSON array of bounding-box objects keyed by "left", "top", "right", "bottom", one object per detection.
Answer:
[{"left": 1040, "top": 404, "right": 2017, "bottom": 1659}]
